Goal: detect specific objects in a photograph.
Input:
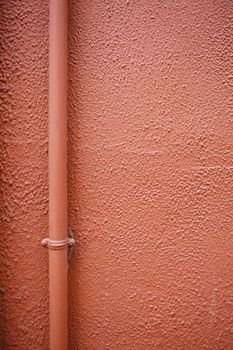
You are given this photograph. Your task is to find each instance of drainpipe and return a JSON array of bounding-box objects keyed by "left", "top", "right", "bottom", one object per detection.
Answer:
[{"left": 41, "top": 1, "right": 74, "bottom": 349}]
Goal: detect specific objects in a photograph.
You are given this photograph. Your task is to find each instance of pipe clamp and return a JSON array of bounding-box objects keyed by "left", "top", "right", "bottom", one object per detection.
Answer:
[{"left": 41, "top": 236, "right": 75, "bottom": 250}]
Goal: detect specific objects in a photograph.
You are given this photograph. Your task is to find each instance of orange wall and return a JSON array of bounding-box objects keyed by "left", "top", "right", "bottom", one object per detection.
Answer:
[
  {"left": 0, "top": 1, "right": 49, "bottom": 349},
  {"left": 1, "top": 1, "right": 233, "bottom": 349}
]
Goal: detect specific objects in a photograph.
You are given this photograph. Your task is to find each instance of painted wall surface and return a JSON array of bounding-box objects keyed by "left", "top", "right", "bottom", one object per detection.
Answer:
[
  {"left": 68, "top": 1, "right": 233, "bottom": 349},
  {"left": 0, "top": 1, "right": 49, "bottom": 349},
  {"left": 0, "top": 1, "right": 233, "bottom": 350}
]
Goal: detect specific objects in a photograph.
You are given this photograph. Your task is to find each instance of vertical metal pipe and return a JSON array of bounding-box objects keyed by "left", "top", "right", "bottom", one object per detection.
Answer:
[{"left": 49, "top": 0, "right": 68, "bottom": 349}]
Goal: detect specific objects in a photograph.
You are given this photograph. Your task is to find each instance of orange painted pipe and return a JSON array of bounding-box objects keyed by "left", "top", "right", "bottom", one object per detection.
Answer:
[{"left": 49, "top": 0, "right": 68, "bottom": 349}]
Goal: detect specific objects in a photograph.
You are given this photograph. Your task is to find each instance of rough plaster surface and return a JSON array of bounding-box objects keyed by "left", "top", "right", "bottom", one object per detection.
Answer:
[
  {"left": 0, "top": 0, "right": 233, "bottom": 349},
  {"left": 0, "top": 1, "right": 49, "bottom": 349},
  {"left": 68, "top": 1, "right": 233, "bottom": 349}
]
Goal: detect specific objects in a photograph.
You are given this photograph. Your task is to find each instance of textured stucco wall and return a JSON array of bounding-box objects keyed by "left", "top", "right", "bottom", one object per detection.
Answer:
[
  {"left": 0, "top": 1, "right": 233, "bottom": 350},
  {"left": 68, "top": 1, "right": 233, "bottom": 349},
  {"left": 0, "top": 1, "right": 49, "bottom": 349}
]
